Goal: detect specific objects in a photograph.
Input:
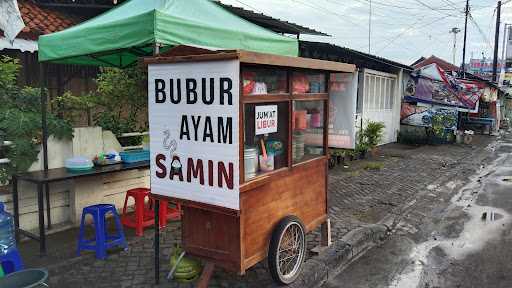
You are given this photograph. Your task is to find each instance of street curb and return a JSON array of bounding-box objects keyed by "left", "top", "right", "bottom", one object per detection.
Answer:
[{"left": 290, "top": 224, "right": 390, "bottom": 288}]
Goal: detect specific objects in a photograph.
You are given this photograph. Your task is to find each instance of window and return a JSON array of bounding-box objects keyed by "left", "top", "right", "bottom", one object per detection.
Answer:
[
  {"left": 242, "top": 66, "right": 328, "bottom": 183},
  {"left": 244, "top": 102, "right": 289, "bottom": 180},
  {"left": 292, "top": 101, "right": 325, "bottom": 164},
  {"left": 242, "top": 67, "right": 288, "bottom": 95},
  {"left": 364, "top": 74, "right": 396, "bottom": 110}
]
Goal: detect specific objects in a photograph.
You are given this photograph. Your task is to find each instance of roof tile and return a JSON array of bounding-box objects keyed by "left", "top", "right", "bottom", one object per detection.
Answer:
[{"left": 0, "top": 1, "right": 81, "bottom": 40}]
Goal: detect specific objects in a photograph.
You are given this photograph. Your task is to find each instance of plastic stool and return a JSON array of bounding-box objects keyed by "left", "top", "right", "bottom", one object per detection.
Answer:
[
  {"left": 122, "top": 188, "right": 154, "bottom": 236},
  {"left": 77, "top": 204, "right": 127, "bottom": 260},
  {"left": 0, "top": 249, "right": 24, "bottom": 274},
  {"left": 151, "top": 199, "right": 181, "bottom": 228}
]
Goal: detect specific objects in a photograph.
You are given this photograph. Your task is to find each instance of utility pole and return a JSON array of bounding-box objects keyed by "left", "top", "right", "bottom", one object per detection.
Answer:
[
  {"left": 461, "top": 0, "right": 470, "bottom": 77},
  {"left": 449, "top": 27, "right": 461, "bottom": 65},
  {"left": 368, "top": 0, "right": 372, "bottom": 54},
  {"left": 500, "top": 24, "right": 510, "bottom": 85},
  {"left": 492, "top": 1, "right": 501, "bottom": 82}
]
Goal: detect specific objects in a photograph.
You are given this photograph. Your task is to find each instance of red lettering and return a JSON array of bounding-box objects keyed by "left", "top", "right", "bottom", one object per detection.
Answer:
[
  {"left": 187, "top": 158, "right": 204, "bottom": 185},
  {"left": 218, "top": 161, "right": 234, "bottom": 189},
  {"left": 155, "top": 154, "right": 166, "bottom": 178},
  {"left": 208, "top": 160, "right": 214, "bottom": 187},
  {"left": 169, "top": 155, "right": 184, "bottom": 181}
]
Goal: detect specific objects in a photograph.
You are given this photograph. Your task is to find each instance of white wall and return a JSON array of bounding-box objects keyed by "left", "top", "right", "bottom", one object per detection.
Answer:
[
  {"left": 361, "top": 69, "right": 402, "bottom": 145},
  {"left": 0, "top": 127, "right": 149, "bottom": 232}
]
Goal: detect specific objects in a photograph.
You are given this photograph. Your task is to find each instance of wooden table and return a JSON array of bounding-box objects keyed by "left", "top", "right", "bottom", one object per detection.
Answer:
[{"left": 12, "top": 161, "right": 150, "bottom": 254}]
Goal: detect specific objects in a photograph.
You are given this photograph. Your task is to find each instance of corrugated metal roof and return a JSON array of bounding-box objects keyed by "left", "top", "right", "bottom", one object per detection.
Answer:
[{"left": 214, "top": 1, "right": 329, "bottom": 36}]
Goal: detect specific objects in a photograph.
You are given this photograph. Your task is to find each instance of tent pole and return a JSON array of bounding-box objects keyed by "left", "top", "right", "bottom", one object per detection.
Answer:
[
  {"left": 40, "top": 63, "right": 49, "bottom": 172},
  {"left": 153, "top": 42, "right": 160, "bottom": 286}
]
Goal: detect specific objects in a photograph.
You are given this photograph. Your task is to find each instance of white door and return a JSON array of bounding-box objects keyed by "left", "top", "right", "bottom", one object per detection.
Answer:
[{"left": 362, "top": 69, "right": 399, "bottom": 144}]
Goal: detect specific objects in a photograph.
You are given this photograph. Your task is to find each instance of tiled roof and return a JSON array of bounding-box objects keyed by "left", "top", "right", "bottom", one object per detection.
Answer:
[
  {"left": 0, "top": 1, "right": 80, "bottom": 41},
  {"left": 412, "top": 55, "right": 459, "bottom": 72}
]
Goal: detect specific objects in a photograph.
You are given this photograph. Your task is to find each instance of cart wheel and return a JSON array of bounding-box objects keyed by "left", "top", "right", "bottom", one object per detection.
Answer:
[{"left": 268, "top": 216, "right": 306, "bottom": 285}]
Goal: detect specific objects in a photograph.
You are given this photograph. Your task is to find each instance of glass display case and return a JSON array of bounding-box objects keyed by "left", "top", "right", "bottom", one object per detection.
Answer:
[
  {"left": 244, "top": 102, "right": 289, "bottom": 180},
  {"left": 292, "top": 71, "right": 326, "bottom": 94},
  {"left": 242, "top": 67, "right": 288, "bottom": 95},
  {"left": 242, "top": 67, "right": 328, "bottom": 182},
  {"left": 292, "top": 101, "right": 324, "bottom": 164}
]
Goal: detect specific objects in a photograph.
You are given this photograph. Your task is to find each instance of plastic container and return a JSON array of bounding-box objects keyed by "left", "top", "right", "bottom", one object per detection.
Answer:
[
  {"left": 0, "top": 268, "right": 48, "bottom": 288},
  {"left": 311, "top": 112, "right": 322, "bottom": 128},
  {"left": 244, "top": 147, "right": 258, "bottom": 180},
  {"left": 65, "top": 156, "right": 93, "bottom": 171},
  {"left": 119, "top": 150, "right": 150, "bottom": 163},
  {"left": 259, "top": 154, "right": 274, "bottom": 172},
  {"left": 0, "top": 202, "right": 16, "bottom": 256},
  {"left": 294, "top": 110, "right": 307, "bottom": 130}
]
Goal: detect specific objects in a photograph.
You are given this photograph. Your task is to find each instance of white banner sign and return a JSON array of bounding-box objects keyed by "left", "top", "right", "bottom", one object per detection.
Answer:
[
  {"left": 255, "top": 105, "right": 278, "bottom": 135},
  {"left": 148, "top": 60, "right": 240, "bottom": 210}
]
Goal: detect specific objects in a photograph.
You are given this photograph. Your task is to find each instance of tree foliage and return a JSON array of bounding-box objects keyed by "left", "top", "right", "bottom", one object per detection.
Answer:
[
  {"left": 54, "top": 66, "right": 147, "bottom": 138},
  {"left": 0, "top": 56, "right": 73, "bottom": 183}
]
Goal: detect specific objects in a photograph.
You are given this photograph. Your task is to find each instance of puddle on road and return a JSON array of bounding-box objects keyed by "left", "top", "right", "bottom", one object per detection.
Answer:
[
  {"left": 389, "top": 152, "right": 512, "bottom": 288},
  {"left": 388, "top": 241, "right": 439, "bottom": 288}
]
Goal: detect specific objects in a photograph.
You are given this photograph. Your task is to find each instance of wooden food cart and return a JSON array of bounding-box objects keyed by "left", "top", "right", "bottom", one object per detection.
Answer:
[{"left": 146, "top": 50, "right": 355, "bottom": 285}]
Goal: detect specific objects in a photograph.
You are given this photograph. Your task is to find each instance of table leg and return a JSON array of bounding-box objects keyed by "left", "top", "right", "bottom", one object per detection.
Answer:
[
  {"left": 12, "top": 176, "right": 20, "bottom": 243},
  {"left": 45, "top": 183, "right": 51, "bottom": 229},
  {"left": 37, "top": 182, "right": 46, "bottom": 255},
  {"left": 154, "top": 199, "right": 160, "bottom": 284}
]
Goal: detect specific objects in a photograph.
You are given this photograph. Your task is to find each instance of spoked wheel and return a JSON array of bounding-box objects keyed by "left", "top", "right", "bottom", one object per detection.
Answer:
[{"left": 268, "top": 216, "right": 306, "bottom": 285}]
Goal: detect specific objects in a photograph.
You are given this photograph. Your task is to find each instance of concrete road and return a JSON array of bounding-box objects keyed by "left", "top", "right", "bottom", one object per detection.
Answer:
[{"left": 324, "top": 134, "right": 512, "bottom": 288}]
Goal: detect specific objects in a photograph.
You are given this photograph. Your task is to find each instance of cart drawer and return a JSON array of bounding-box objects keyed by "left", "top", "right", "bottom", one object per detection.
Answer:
[{"left": 182, "top": 205, "right": 241, "bottom": 272}]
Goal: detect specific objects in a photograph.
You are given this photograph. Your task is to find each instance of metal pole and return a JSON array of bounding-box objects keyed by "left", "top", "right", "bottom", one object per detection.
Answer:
[
  {"left": 493, "top": 1, "right": 502, "bottom": 82},
  {"left": 501, "top": 24, "right": 508, "bottom": 75},
  {"left": 450, "top": 27, "right": 461, "bottom": 65},
  {"left": 368, "top": 0, "right": 372, "bottom": 54},
  {"left": 453, "top": 31, "right": 457, "bottom": 64},
  {"left": 461, "top": 0, "right": 470, "bottom": 77},
  {"left": 154, "top": 199, "right": 160, "bottom": 284},
  {"left": 500, "top": 24, "right": 509, "bottom": 85},
  {"left": 153, "top": 42, "right": 160, "bottom": 285},
  {"left": 40, "top": 63, "right": 48, "bottom": 172}
]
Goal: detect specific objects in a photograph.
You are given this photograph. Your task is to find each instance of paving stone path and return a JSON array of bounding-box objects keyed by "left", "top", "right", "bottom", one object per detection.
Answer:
[{"left": 21, "top": 135, "right": 496, "bottom": 287}]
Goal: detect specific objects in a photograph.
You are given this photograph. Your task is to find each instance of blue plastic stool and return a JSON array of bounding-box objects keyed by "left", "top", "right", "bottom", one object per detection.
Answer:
[
  {"left": 77, "top": 204, "right": 127, "bottom": 260},
  {"left": 0, "top": 249, "right": 24, "bottom": 274}
]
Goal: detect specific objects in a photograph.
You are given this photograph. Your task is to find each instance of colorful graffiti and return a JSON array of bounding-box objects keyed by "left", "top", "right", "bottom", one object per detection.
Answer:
[
  {"left": 404, "top": 64, "right": 483, "bottom": 109},
  {"left": 401, "top": 103, "right": 458, "bottom": 131}
]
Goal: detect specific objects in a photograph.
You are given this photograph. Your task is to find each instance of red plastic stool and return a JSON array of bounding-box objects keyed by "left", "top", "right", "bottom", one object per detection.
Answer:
[
  {"left": 121, "top": 188, "right": 154, "bottom": 236},
  {"left": 150, "top": 197, "right": 182, "bottom": 228}
]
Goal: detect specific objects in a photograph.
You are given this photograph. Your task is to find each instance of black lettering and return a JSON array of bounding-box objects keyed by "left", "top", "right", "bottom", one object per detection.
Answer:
[
  {"left": 202, "top": 78, "right": 214, "bottom": 105},
  {"left": 191, "top": 115, "right": 201, "bottom": 141},
  {"left": 219, "top": 77, "right": 233, "bottom": 105},
  {"left": 170, "top": 79, "right": 181, "bottom": 104},
  {"left": 180, "top": 115, "right": 190, "bottom": 140},
  {"left": 203, "top": 116, "right": 214, "bottom": 142},
  {"left": 186, "top": 79, "right": 197, "bottom": 104},
  {"left": 155, "top": 79, "right": 166, "bottom": 103},
  {"left": 217, "top": 117, "right": 232, "bottom": 144}
]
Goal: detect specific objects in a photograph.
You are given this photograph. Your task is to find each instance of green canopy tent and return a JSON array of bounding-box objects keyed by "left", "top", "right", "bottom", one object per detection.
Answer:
[
  {"left": 38, "top": 0, "right": 299, "bottom": 67},
  {"left": 35, "top": 0, "right": 301, "bottom": 283}
]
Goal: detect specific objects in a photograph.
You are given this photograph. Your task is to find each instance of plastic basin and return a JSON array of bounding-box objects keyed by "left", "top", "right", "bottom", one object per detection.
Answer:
[{"left": 0, "top": 269, "right": 48, "bottom": 288}]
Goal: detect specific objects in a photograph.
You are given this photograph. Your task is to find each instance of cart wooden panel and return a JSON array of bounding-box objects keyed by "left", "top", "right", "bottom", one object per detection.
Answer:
[
  {"left": 146, "top": 49, "right": 354, "bottom": 278},
  {"left": 240, "top": 157, "right": 327, "bottom": 271},
  {"left": 181, "top": 157, "right": 327, "bottom": 274}
]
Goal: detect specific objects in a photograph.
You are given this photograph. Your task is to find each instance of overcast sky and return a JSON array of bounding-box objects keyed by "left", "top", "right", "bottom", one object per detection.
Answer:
[{"left": 220, "top": 0, "right": 511, "bottom": 66}]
